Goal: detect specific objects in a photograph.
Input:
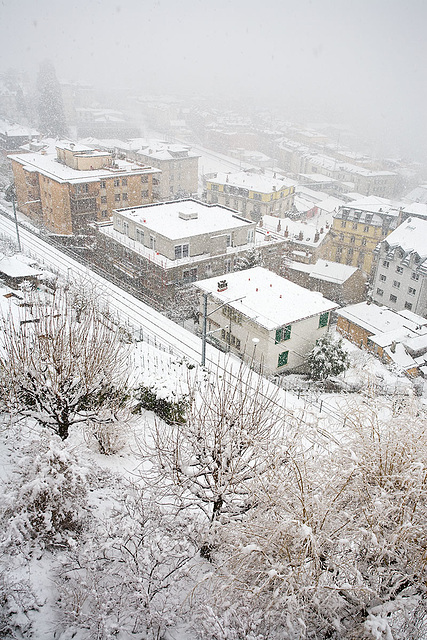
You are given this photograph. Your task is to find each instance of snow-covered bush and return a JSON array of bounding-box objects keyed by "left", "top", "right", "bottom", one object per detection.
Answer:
[
  {"left": 1, "top": 437, "right": 88, "bottom": 548},
  {"left": 307, "top": 333, "right": 349, "bottom": 381},
  {"left": 133, "top": 383, "right": 188, "bottom": 425},
  {"left": 59, "top": 484, "right": 200, "bottom": 640},
  {"left": 194, "top": 395, "right": 427, "bottom": 639}
]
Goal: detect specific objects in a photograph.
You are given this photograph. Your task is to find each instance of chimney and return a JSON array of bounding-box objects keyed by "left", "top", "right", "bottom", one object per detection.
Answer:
[{"left": 217, "top": 279, "right": 227, "bottom": 292}]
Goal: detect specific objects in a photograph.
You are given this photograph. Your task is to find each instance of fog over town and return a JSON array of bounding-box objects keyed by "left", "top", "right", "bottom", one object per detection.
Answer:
[
  {"left": 2, "top": 2, "right": 427, "bottom": 640},
  {"left": 2, "top": 0, "right": 427, "bottom": 159}
]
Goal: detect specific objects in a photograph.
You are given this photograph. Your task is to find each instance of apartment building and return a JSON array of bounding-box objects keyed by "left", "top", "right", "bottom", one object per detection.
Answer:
[
  {"left": 320, "top": 197, "right": 401, "bottom": 276},
  {"left": 196, "top": 266, "right": 338, "bottom": 374},
  {"left": 371, "top": 217, "right": 427, "bottom": 317},
  {"left": 205, "top": 170, "right": 295, "bottom": 221},
  {"left": 94, "top": 199, "right": 287, "bottom": 311},
  {"left": 9, "top": 141, "right": 159, "bottom": 234}
]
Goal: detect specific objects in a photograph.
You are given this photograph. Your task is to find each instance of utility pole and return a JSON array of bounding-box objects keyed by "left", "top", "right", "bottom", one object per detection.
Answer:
[{"left": 11, "top": 193, "right": 21, "bottom": 252}]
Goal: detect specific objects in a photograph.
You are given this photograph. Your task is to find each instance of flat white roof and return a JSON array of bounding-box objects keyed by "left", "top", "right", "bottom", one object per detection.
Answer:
[
  {"left": 196, "top": 266, "right": 338, "bottom": 330},
  {"left": 8, "top": 150, "right": 157, "bottom": 184},
  {"left": 338, "top": 302, "right": 427, "bottom": 335},
  {"left": 115, "top": 200, "right": 253, "bottom": 241}
]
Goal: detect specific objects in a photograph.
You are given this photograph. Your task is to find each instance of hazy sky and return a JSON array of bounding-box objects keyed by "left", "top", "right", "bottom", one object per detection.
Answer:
[{"left": 1, "top": 0, "right": 426, "bottom": 158}]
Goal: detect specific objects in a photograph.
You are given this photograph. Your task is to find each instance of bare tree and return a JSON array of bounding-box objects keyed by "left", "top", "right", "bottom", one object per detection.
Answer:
[
  {"left": 145, "top": 363, "right": 292, "bottom": 556},
  {"left": 0, "top": 287, "right": 131, "bottom": 440}
]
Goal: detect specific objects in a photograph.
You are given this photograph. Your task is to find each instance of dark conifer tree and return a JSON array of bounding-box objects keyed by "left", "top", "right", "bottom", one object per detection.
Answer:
[{"left": 36, "top": 60, "right": 67, "bottom": 137}]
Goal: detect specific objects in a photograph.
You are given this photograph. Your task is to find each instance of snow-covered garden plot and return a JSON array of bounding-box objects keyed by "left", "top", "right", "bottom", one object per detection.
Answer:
[{"left": 1, "top": 265, "right": 427, "bottom": 639}]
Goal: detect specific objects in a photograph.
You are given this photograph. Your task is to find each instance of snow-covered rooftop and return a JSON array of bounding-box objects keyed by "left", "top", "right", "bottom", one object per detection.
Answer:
[
  {"left": 8, "top": 149, "right": 157, "bottom": 184},
  {"left": 289, "top": 259, "right": 358, "bottom": 284},
  {"left": 115, "top": 200, "right": 253, "bottom": 241},
  {"left": 338, "top": 302, "right": 427, "bottom": 336},
  {"left": 207, "top": 170, "right": 295, "bottom": 193},
  {"left": 195, "top": 266, "right": 338, "bottom": 330},
  {"left": 383, "top": 216, "right": 427, "bottom": 258}
]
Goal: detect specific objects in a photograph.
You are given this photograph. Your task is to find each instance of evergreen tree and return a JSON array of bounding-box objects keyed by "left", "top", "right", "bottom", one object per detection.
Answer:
[
  {"left": 36, "top": 60, "right": 67, "bottom": 137},
  {"left": 307, "top": 333, "right": 349, "bottom": 381}
]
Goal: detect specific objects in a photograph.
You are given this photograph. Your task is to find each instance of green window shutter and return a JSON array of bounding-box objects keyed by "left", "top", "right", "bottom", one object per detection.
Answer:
[
  {"left": 283, "top": 325, "right": 292, "bottom": 340},
  {"left": 275, "top": 328, "right": 282, "bottom": 344},
  {"left": 318, "top": 312, "right": 329, "bottom": 328},
  {"left": 278, "top": 351, "right": 289, "bottom": 367}
]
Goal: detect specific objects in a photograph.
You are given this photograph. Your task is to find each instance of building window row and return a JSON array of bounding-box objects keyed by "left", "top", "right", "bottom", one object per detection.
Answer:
[{"left": 221, "top": 329, "right": 241, "bottom": 350}]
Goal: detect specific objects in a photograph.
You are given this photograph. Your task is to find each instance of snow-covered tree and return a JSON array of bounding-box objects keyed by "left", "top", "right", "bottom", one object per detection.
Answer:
[
  {"left": 36, "top": 60, "right": 66, "bottom": 138},
  {"left": 307, "top": 333, "right": 349, "bottom": 381},
  {"left": 234, "top": 247, "right": 264, "bottom": 271},
  {"left": 0, "top": 287, "right": 131, "bottom": 440},
  {"left": 147, "top": 364, "right": 290, "bottom": 557},
  {"left": 193, "top": 395, "right": 427, "bottom": 639}
]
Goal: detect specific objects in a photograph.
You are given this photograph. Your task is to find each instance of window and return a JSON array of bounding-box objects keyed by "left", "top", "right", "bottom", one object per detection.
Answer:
[
  {"left": 361, "top": 238, "right": 367, "bottom": 246},
  {"left": 75, "top": 183, "right": 88, "bottom": 194},
  {"left": 376, "top": 288, "right": 384, "bottom": 296},
  {"left": 390, "top": 294, "right": 397, "bottom": 303},
  {"left": 392, "top": 280, "right": 400, "bottom": 289},
  {"left": 380, "top": 274, "right": 386, "bottom": 281},
  {"left": 115, "top": 194, "right": 121, "bottom": 202},
  {"left": 411, "top": 272, "right": 420, "bottom": 281},
  {"left": 247, "top": 229, "right": 255, "bottom": 244},
  {"left": 226, "top": 235, "right": 231, "bottom": 248},
  {"left": 142, "top": 190, "right": 149, "bottom": 198},
  {"left": 275, "top": 325, "right": 291, "bottom": 344},
  {"left": 100, "top": 180, "right": 106, "bottom": 189},
  {"left": 404, "top": 302, "right": 413, "bottom": 311},
  {"left": 183, "top": 268, "right": 197, "bottom": 282},
  {"left": 225, "top": 259, "right": 232, "bottom": 273},
  {"left": 278, "top": 351, "right": 289, "bottom": 367},
  {"left": 364, "top": 225, "right": 370, "bottom": 232},
  {"left": 101, "top": 210, "right": 108, "bottom": 218},
  {"left": 408, "top": 287, "right": 416, "bottom": 295},
  {"left": 318, "top": 312, "right": 329, "bottom": 328},
  {"left": 114, "top": 179, "right": 120, "bottom": 187},
  {"left": 350, "top": 236, "right": 355, "bottom": 244},
  {"left": 122, "top": 178, "right": 127, "bottom": 186},
  {"left": 383, "top": 260, "right": 390, "bottom": 268},
  {"left": 341, "top": 221, "right": 347, "bottom": 228},
  {"left": 336, "top": 248, "right": 342, "bottom": 260},
  {"left": 136, "top": 228, "right": 144, "bottom": 244},
  {"left": 174, "top": 243, "right": 189, "bottom": 260},
  {"left": 150, "top": 235, "right": 156, "bottom": 250},
  {"left": 339, "top": 233, "right": 344, "bottom": 241},
  {"left": 141, "top": 175, "right": 148, "bottom": 183},
  {"left": 123, "top": 222, "right": 129, "bottom": 236},
  {"left": 211, "top": 184, "right": 218, "bottom": 191},
  {"left": 205, "top": 263, "right": 212, "bottom": 277},
  {"left": 352, "top": 222, "right": 358, "bottom": 230},
  {"left": 122, "top": 193, "right": 128, "bottom": 201},
  {"left": 253, "top": 193, "right": 262, "bottom": 201},
  {"left": 101, "top": 196, "right": 107, "bottom": 203},
  {"left": 396, "top": 266, "right": 403, "bottom": 274}
]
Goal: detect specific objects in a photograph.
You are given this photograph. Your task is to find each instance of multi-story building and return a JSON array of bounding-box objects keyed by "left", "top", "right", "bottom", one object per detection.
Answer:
[
  {"left": 205, "top": 170, "right": 295, "bottom": 221},
  {"left": 9, "top": 141, "right": 159, "bottom": 235},
  {"left": 125, "top": 140, "right": 199, "bottom": 200},
  {"left": 0, "top": 119, "right": 40, "bottom": 153},
  {"left": 320, "top": 197, "right": 401, "bottom": 276},
  {"left": 195, "top": 266, "right": 338, "bottom": 374},
  {"left": 371, "top": 217, "right": 427, "bottom": 317},
  {"left": 86, "top": 138, "right": 199, "bottom": 201},
  {"left": 94, "top": 199, "right": 287, "bottom": 311}
]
